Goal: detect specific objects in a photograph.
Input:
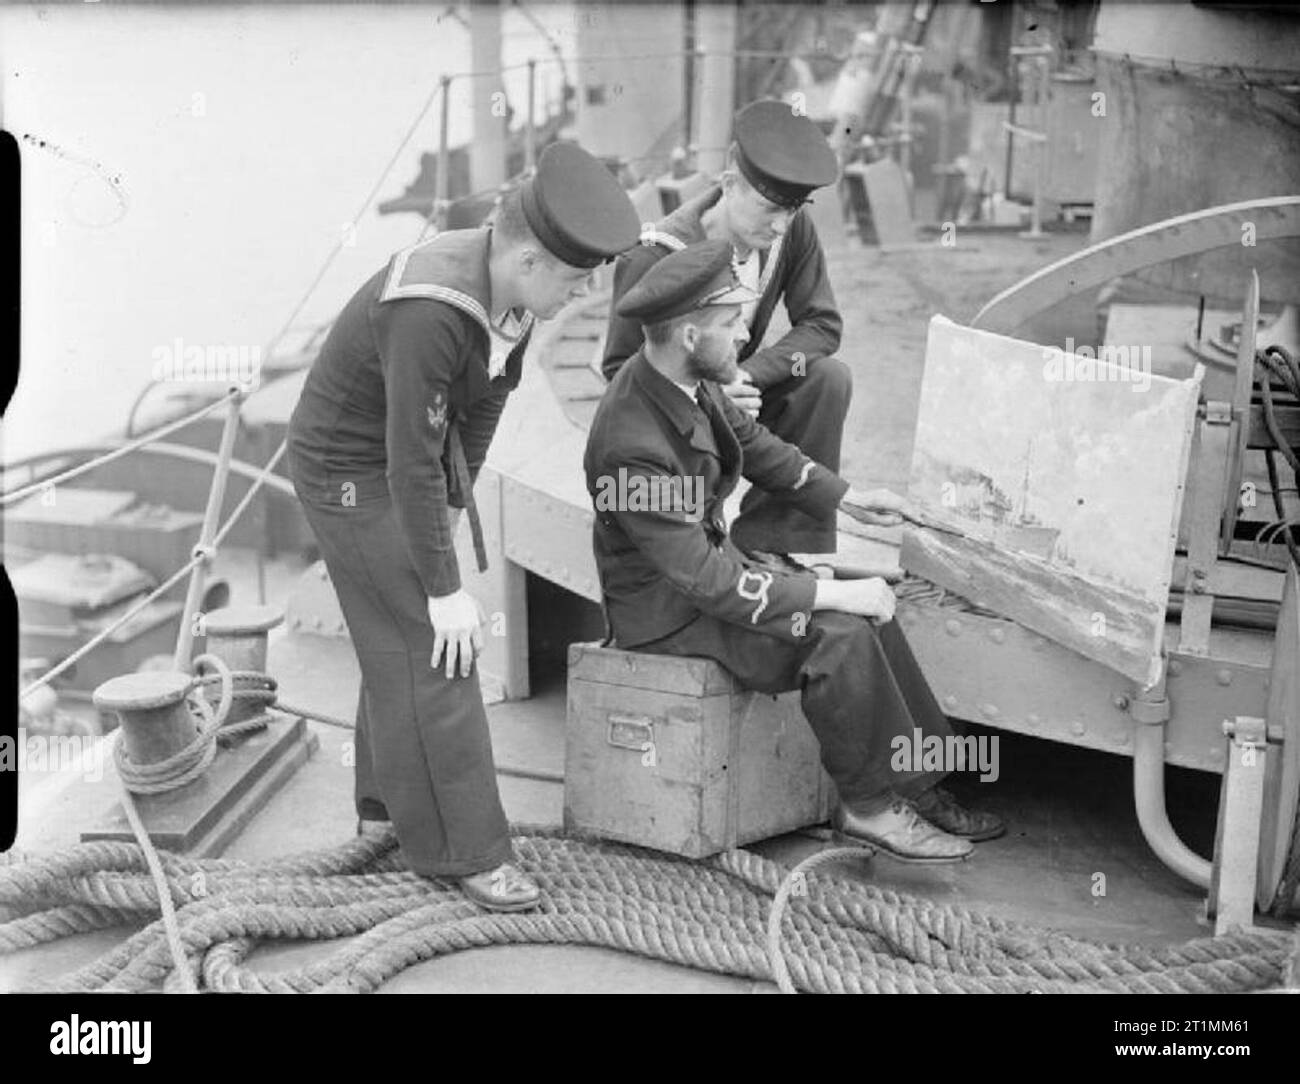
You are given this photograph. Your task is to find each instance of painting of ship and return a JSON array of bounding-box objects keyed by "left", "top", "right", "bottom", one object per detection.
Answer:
[
  {"left": 994, "top": 437, "right": 1061, "bottom": 560},
  {"left": 934, "top": 440, "right": 1061, "bottom": 560}
]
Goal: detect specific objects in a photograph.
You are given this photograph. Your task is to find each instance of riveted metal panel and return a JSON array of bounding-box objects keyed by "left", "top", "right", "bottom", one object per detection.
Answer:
[
  {"left": 897, "top": 601, "right": 1272, "bottom": 773},
  {"left": 499, "top": 474, "right": 601, "bottom": 603}
]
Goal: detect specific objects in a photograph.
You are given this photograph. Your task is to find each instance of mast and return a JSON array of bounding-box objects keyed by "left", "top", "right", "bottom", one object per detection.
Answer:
[
  {"left": 469, "top": 0, "right": 507, "bottom": 195},
  {"left": 691, "top": 1, "right": 737, "bottom": 176}
]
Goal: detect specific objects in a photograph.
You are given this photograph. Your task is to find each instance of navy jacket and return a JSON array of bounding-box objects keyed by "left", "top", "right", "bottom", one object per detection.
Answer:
[
  {"left": 288, "top": 229, "right": 532, "bottom": 598},
  {"left": 601, "top": 184, "right": 842, "bottom": 388},
  {"left": 584, "top": 350, "right": 848, "bottom": 647}
]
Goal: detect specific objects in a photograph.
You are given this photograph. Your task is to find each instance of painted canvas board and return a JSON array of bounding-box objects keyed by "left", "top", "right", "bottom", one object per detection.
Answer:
[{"left": 902, "top": 315, "right": 1202, "bottom": 688}]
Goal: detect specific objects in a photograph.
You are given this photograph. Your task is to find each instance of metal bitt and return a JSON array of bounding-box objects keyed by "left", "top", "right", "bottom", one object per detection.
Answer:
[
  {"left": 93, "top": 671, "right": 200, "bottom": 767},
  {"left": 199, "top": 605, "right": 283, "bottom": 724},
  {"left": 201, "top": 605, "right": 282, "bottom": 672},
  {"left": 1131, "top": 671, "right": 1212, "bottom": 889}
]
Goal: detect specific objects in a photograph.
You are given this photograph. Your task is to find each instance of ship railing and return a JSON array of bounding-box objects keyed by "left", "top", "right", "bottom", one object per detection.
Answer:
[
  {"left": 422, "top": 45, "right": 862, "bottom": 232},
  {"left": 5, "top": 385, "right": 290, "bottom": 701}
]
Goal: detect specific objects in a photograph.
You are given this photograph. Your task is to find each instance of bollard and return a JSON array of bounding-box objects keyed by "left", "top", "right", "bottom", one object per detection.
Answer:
[
  {"left": 93, "top": 671, "right": 200, "bottom": 766},
  {"left": 199, "top": 605, "right": 283, "bottom": 725},
  {"left": 201, "top": 605, "right": 283, "bottom": 672}
]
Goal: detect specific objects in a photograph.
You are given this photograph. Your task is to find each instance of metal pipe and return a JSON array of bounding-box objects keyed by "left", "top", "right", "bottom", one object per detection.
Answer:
[
  {"left": 435, "top": 74, "right": 452, "bottom": 233},
  {"left": 1, "top": 388, "right": 238, "bottom": 506},
  {"left": 1004, "top": 54, "right": 1016, "bottom": 199},
  {"left": 1133, "top": 721, "right": 1212, "bottom": 889},
  {"left": 525, "top": 59, "right": 537, "bottom": 172},
  {"left": 4, "top": 441, "right": 298, "bottom": 499},
  {"left": 173, "top": 388, "right": 245, "bottom": 672}
]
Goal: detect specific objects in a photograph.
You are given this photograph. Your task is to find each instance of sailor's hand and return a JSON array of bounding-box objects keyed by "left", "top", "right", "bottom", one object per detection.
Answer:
[
  {"left": 813, "top": 576, "right": 896, "bottom": 624},
  {"left": 722, "top": 370, "right": 762, "bottom": 418},
  {"left": 841, "top": 485, "right": 908, "bottom": 527},
  {"left": 427, "top": 589, "right": 485, "bottom": 679}
]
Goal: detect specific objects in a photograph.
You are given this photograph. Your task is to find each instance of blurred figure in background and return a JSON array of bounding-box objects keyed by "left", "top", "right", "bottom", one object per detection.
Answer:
[{"left": 827, "top": 30, "right": 885, "bottom": 230}]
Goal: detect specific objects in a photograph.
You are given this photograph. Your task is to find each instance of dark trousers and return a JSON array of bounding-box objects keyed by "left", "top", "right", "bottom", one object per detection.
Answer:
[
  {"left": 290, "top": 466, "right": 512, "bottom": 878},
  {"left": 634, "top": 609, "right": 951, "bottom": 805},
  {"left": 731, "top": 355, "right": 852, "bottom": 555}
]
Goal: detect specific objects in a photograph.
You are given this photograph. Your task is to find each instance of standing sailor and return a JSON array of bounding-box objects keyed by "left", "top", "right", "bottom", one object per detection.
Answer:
[
  {"left": 602, "top": 100, "right": 845, "bottom": 566},
  {"left": 288, "top": 142, "right": 639, "bottom": 910}
]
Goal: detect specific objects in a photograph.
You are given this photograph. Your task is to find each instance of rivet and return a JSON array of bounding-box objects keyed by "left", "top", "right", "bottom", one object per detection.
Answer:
[
  {"left": 990, "top": 627, "right": 1005, "bottom": 643},
  {"left": 1071, "top": 721, "right": 1085, "bottom": 736},
  {"left": 335, "top": 620, "right": 346, "bottom": 634},
  {"left": 1215, "top": 669, "right": 1232, "bottom": 686},
  {"left": 1026, "top": 714, "right": 1041, "bottom": 728},
  {"left": 1113, "top": 695, "right": 1130, "bottom": 710},
  {"left": 945, "top": 619, "right": 961, "bottom": 636},
  {"left": 980, "top": 703, "right": 999, "bottom": 719},
  {"left": 943, "top": 695, "right": 958, "bottom": 710},
  {"left": 313, "top": 616, "right": 324, "bottom": 630},
  {"left": 1167, "top": 660, "right": 1182, "bottom": 677}
]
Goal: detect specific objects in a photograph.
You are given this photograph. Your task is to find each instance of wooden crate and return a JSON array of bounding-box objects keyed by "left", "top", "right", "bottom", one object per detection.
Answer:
[{"left": 565, "top": 643, "right": 833, "bottom": 858}]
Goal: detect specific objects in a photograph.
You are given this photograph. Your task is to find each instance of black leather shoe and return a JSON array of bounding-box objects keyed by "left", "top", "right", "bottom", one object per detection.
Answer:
[
  {"left": 909, "top": 786, "right": 1006, "bottom": 841},
  {"left": 832, "top": 799, "right": 973, "bottom": 863}
]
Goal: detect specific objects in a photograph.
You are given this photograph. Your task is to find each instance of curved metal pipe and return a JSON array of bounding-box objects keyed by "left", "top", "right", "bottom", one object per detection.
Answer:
[
  {"left": 1133, "top": 721, "right": 1212, "bottom": 888},
  {"left": 3, "top": 440, "right": 298, "bottom": 500}
]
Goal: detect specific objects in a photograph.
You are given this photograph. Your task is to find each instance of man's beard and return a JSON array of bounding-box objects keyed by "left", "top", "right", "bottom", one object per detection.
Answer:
[{"left": 687, "top": 332, "right": 739, "bottom": 384}]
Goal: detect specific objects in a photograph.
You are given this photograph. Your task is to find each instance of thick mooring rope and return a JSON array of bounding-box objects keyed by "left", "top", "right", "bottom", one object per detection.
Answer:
[{"left": 0, "top": 827, "right": 1293, "bottom": 994}]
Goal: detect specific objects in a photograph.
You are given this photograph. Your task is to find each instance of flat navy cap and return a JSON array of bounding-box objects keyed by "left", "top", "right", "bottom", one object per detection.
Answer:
[
  {"left": 521, "top": 142, "right": 640, "bottom": 268},
  {"left": 733, "top": 99, "right": 839, "bottom": 208},
  {"left": 616, "top": 238, "right": 758, "bottom": 323}
]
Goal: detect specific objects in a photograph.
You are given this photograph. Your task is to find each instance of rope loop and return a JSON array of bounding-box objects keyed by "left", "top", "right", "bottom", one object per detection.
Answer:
[{"left": 190, "top": 653, "right": 234, "bottom": 730}]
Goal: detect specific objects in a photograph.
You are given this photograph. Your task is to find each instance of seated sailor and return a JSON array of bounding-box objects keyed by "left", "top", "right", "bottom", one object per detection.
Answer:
[{"left": 583, "top": 239, "right": 1005, "bottom": 861}]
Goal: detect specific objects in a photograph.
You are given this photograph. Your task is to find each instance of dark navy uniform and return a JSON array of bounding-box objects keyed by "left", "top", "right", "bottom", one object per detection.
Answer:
[
  {"left": 288, "top": 143, "right": 639, "bottom": 877},
  {"left": 586, "top": 242, "right": 952, "bottom": 806},
  {"left": 602, "top": 101, "right": 849, "bottom": 555}
]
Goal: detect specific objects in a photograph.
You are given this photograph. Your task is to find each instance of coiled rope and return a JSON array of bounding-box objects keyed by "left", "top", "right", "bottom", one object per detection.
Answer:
[{"left": 1, "top": 826, "right": 1293, "bottom": 994}]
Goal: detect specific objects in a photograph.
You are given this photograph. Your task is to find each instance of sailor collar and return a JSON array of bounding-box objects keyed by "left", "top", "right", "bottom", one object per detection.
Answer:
[{"left": 380, "top": 227, "right": 534, "bottom": 377}]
